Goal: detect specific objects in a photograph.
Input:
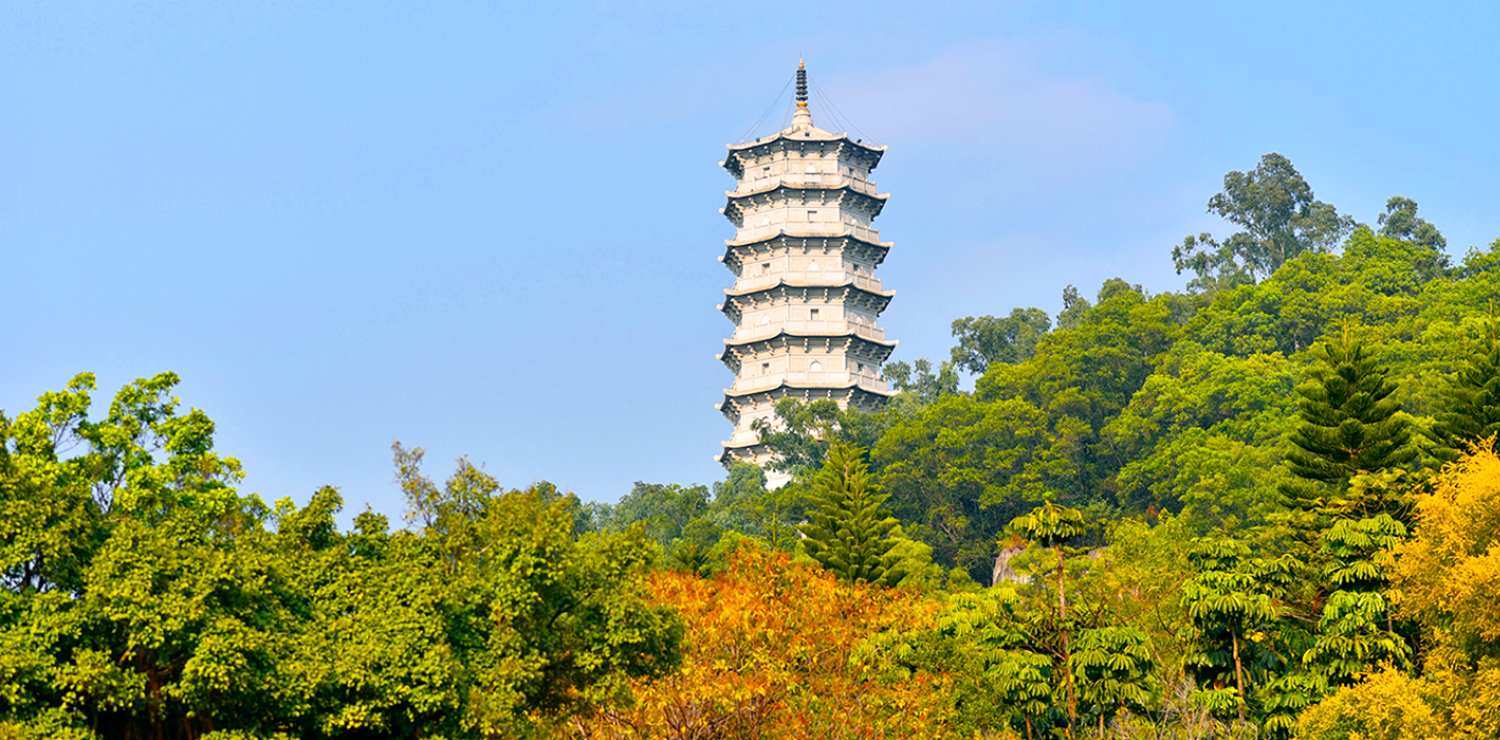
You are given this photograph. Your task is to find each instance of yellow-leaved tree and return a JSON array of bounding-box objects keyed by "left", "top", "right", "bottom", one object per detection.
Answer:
[{"left": 1297, "top": 438, "right": 1500, "bottom": 739}]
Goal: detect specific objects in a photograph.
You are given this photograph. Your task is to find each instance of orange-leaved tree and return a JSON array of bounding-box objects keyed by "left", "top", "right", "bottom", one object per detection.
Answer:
[{"left": 570, "top": 544, "right": 954, "bottom": 739}]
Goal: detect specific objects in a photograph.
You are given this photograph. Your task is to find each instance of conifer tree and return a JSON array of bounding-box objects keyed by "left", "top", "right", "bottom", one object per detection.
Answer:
[
  {"left": 1281, "top": 331, "right": 1416, "bottom": 518},
  {"left": 799, "top": 442, "right": 906, "bottom": 587},
  {"left": 1432, "top": 316, "right": 1500, "bottom": 463}
]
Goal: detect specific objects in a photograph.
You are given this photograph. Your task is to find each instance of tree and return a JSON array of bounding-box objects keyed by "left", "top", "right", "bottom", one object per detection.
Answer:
[
  {"left": 577, "top": 546, "right": 949, "bottom": 739},
  {"left": 1432, "top": 316, "right": 1500, "bottom": 462},
  {"left": 800, "top": 443, "right": 906, "bottom": 587},
  {"left": 949, "top": 308, "right": 1052, "bottom": 375},
  {"left": 750, "top": 397, "right": 890, "bottom": 479},
  {"left": 881, "top": 358, "right": 960, "bottom": 404},
  {"left": 1008, "top": 501, "right": 1087, "bottom": 735},
  {"left": 1179, "top": 536, "right": 1299, "bottom": 725},
  {"left": 594, "top": 480, "right": 710, "bottom": 549},
  {"left": 1071, "top": 626, "right": 1158, "bottom": 735},
  {"left": 978, "top": 282, "right": 1183, "bottom": 507},
  {"left": 1056, "top": 285, "right": 1091, "bottom": 332},
  {"left": 1377, "top": 196, "right": 1447, "bottom": 252},
  {"left": 0, "top": 374, "right": 686, "bottom": 739},
  {"left": 1103, "top": 344, "right": 1300, "bottom": 522},
  {"left": 1173, "top": 153, "right": 1354, "bottom": 291},
  {"left": 1282, "top": 332, "right": 1417, "bottom": 519},
  {"left": 1303, "top": 515, "right": 1411, "bottom": 684},
  {"left": 1396, "top": 438, "right": 1500, "bottom": 668},
  {"left": 874, "top": 393, "right": 1070, "bottom": 582}
]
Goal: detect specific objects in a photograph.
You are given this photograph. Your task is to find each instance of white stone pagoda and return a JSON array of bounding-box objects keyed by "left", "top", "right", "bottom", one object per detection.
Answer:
[{"left": 715, "top": 62, "right": 897, "bottom": 486}]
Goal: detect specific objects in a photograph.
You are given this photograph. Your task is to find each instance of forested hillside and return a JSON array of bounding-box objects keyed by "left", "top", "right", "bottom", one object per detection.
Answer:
[{"left": 5, "top": 154, "right": 1500, "bottom": 738}]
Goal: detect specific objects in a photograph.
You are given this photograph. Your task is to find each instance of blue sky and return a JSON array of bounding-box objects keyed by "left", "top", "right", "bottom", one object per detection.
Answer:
[{"left": 4, "top": 2, "right": 1497, "bottom": 522}]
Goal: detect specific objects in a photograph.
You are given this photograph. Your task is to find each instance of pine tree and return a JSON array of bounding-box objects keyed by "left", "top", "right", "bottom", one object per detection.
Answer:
[
  {"left": 1281, "top": 331, "right": 1416, "bottom": 519},
  {"left": 799, "top": 442, "right": 906, "bottom": 587},
  {"left": 1432, "top": 316, "right": 1500, "bottom": 463}
]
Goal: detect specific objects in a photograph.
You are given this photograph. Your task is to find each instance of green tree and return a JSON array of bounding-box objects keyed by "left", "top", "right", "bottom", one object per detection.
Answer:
[
  {"left": 593, "top": 480, "right": 710, "bottom": 549},
  {"left": 1431, "top": 316, "right": 1500, "bottom": 462},
  {"left": 1303, "top": 515, "right": 1411, "bottom": 684},
  {"left": 1179, "top": 536, "right": 1299, "bottom": 725},
  {"left": 1103, "top": 344, "right": 1300, "bottom": 523},
  {"left": 874, "top": 393, "right": 1070, "bottom": 582},
  {"left": 799, "top": 443, "right": 906, "bottom": 587},
  {"left": 1071, "top": 626, "right": 1158, "bottom": 735},
  {"left": 978, "top": 281, "right": 1183, "bottom": 507},
  {"left": 1377, "top": 196, "right": 1447, "bottom": 253},
  {"left": 1056, "top": 285, "right": 1091, "bottom": 332},
  {"left": 881, "top": 358, "right": 959, "bottom": 404},
  {"left": 1282, "top": 332, "right": 1417, "bottom": 519},
  {"left": 0, "top": 374, "right": 685, "bottom": 739},
  {"left": 1173, "top": 153, "right": 1354, "bottom": 291},
  {"left": 949, "top": 308, "right": 1053, "bottom": 375},
  {"left": 751, "top": 397, "right": 891, "bottom": 479},
  {"left": 1008, "top": 501, "right": 1087, "bottom": 735}
]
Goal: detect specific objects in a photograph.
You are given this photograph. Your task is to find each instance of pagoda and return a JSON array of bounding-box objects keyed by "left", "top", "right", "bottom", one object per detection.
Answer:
[{"left": 715, "top": 61, "right": 898, "bottom": 485}]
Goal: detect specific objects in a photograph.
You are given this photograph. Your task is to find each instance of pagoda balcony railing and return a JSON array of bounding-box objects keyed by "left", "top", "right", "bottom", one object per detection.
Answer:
[
  {"left": 733, "top": 271, "right": 884, "bottom": 292},
  {"left": 732, "top": 320, "right": 886, "bottom": 342},
  {"left": 732, "top": 371, "right": 890, "bottom": 394}
]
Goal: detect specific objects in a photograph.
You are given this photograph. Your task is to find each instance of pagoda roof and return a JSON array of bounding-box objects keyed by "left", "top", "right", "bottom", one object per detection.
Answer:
[
  {"left": 722, "top": 277, "right": 893, "bottom": 300},
  {"left": 718, "top": 282, "right": 894, "bottom": 324},
  {"left": 720, "top": 327, "right": 896, "bottom": 350},
  {"left": 716, "top": 382, "right": 896, "bottom": 425},
  {"left": 718, "top": 331, "right": 897, "bottom": 374},
  {"left": 722, "top": 182, "right": 887, "bottom": 226},
  {"left": 723, "top": 230, "right": 892, "bottom": 252},
  {"left": 721, "top": 129, "right": 886, "bottom": 179}
]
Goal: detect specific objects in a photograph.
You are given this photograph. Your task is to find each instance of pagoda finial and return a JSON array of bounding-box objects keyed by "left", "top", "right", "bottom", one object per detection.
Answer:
[{"left": 795, "top": 59, "right": 808, "bottom": 109}]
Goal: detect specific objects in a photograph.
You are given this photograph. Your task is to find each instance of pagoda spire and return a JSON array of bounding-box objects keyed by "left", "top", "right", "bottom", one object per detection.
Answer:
[
  {"left": 796, "top": 59, "right": 808, "bottom": 108},
  {"left": 791, "top": 59, "right": 814, "bottom": 130}
]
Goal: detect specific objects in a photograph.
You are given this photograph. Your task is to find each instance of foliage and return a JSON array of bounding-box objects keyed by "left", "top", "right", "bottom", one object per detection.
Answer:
[
  {"left": 1104, "top": 344, "right": 1299, "bottom": 523},
  {"left": 1179, "top": 536, "right": 1300, "bottom": 724},
  {"left": 800, "top": 443, "right": 906, "bottom": 587},
  {"left": 1173, "top": 153, "right": 1354, "bottom": 291},
  {"left": 1071, "top": 626, "right": 1159, "bottom": 734},
  {"left": 1285, "top": 333, "right": 1416, "bottom": 488},
  {"left": 572, "top": 545, "right": 950, "bottom": 739},
  {"left": 1394, "top": 437, "right": 1500, "bottom": 663},
  {"left": 875, "top": 393, "right": 1070, "bottom": 582},
  {"left": 949, "top": 308, "right": 1053, "bottom": 375},
  {"left": 882, "top": 358, "right": 960, "bottom": 404},
  {"left": 0, "top": 375, "right": 682, "bottom": 739},
  {"left": 1281, "top": 331, "right": 1417, "bottom": 527},
  {"left": 750, "top": 397, "right": 895, "bottom": 479},
  {"left": 1431, "top": 316, "right": 1500, "bottom": 462},
  {"left": 1376, "top": 196, "right": 1447, "bottom": 254},
  {"left": 1294, "top": 667, "right": 1441, "bottom": 740}
]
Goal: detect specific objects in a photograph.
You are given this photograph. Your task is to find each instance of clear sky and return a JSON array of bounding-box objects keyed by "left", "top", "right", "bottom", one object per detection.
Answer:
[{"left": 4, "top": 2, "right": 1497, "bottom": 523}]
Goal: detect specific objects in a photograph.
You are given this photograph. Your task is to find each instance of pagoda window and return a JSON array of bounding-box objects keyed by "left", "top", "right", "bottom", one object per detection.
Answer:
[
  {"left": 810, "top": 361, "right": 823, "bottom": 372},
  {"left": 805, "top": 164, "right": 817, "bottom": 173},
  {"left": 807, "top": 261, "right": 820, "bottom": 270},
  {"left": 809, "top": 308, "right": 820, "bottom": 320},
  {"left": 761, "top": 362, "right": 770, "bottom": 375}
]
